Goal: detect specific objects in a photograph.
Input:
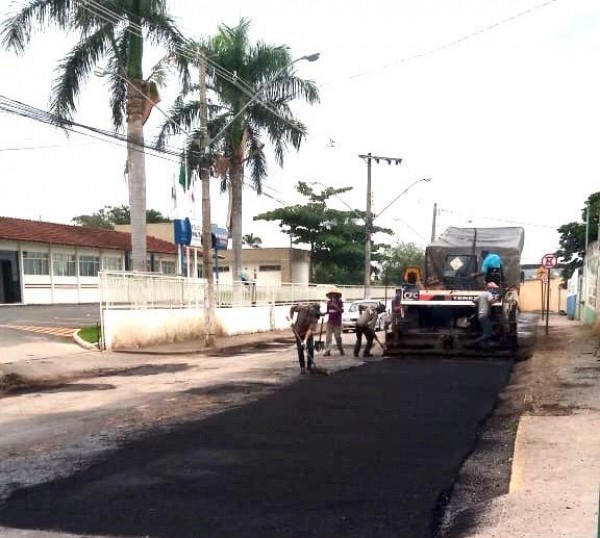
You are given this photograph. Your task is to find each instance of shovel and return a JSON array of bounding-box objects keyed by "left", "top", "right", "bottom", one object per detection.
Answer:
[{"left": 314, "top": 317, "right": 325, "bottom": 352}]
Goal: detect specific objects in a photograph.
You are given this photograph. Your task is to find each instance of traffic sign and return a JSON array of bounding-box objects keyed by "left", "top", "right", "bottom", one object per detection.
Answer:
[{"left": 542, "top": 254, "right": 557, "bottom": 269}]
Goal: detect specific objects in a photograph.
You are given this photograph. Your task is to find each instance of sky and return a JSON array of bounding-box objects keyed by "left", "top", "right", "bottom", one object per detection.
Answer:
[{"left": 0, "top": 0, "right": 599, "bottom": 265}]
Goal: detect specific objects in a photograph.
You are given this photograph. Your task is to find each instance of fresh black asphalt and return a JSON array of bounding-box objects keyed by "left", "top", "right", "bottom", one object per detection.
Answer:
[{"left": 0, "top": 358, "right": 512, "bottom": 538}]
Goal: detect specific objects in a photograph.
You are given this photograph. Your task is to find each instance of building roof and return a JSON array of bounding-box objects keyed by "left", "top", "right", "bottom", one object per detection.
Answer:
[{"left": 0, "top": 216, "right": 177, "bottom": 254}]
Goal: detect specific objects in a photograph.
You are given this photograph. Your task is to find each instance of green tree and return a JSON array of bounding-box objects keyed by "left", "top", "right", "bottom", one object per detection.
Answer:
[
  {"left": 556, "top": 191, "right": 600, "bottom": 282},
  {"left": 379, "top": 241, "right": 426, "bottom": 287},
  {"left": 254, "top": 182, "right": 391, "bottom": 284},
  {"left": 242, "top": 233, "right": 262, "bottom": 248},
  {"left": 72, "top": 205, "right": 170, "bottom": 229},
  {"left": 1, "top": 0, "right": 189, "bottom": 271},
  {"left": 162, "top": 19, "right": 319, "bottom": 279}
]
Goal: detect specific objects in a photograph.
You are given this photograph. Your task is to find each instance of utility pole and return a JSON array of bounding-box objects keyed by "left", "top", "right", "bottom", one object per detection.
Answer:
[
  {"left": 585, "top": 202, "right": 590, "bottom": 249},
  {"left": 431, "top": 202, "right": 437, "bottom": 242},
  {"left": 198, "top": 49, "right": 215, "bottom": 347},
  {"left": 358, "top": 153, "right": 403, "bottom": 299},
  {"left": 364, "top": 154, "right": 373, "bottom": 298}
]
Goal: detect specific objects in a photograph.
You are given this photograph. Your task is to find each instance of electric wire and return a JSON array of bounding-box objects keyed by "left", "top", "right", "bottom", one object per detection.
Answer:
[
  {"left": 77, "top": 0, "right": 309, "bottom": 135},
  {"left": 341, "top": 0, "right": 561, "bottom": 83},
  {"left": 437, "top": 206, "right": 558, "bottom": 229},
  {"left": 0, "top": 94, "right": 185, "bottom": 164}
]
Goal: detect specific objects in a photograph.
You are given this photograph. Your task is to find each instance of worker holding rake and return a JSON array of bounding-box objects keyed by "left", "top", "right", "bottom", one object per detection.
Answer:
[{"left": 289, "top": 303, "right": 326, "bottom": 375}]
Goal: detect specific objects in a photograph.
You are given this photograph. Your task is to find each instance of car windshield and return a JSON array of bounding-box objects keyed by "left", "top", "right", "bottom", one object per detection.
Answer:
[{"left": 348, "top": 301, "right": 377, "bottom": 313}]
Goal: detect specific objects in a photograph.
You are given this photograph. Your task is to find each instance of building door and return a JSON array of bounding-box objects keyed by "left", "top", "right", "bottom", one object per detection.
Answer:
[{"left": 0, "top": 251, "right": 21, "bottom": 304}]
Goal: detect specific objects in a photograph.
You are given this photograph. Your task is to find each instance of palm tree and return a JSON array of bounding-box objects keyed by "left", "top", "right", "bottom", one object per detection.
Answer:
[
  {"left": 243, "top": 233, "right": 262, "bottom": 249},
  {"left": 158, "top": 19, "right": 319, "bottom": 282},
  {"left": 1, "top": 0, "right": 189, "bottom": 271}
]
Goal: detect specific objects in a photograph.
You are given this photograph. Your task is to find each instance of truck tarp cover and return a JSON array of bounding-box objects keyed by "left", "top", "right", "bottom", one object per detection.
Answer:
[{"left": 426, "top": 227, "right": 525, "bottom": 288}]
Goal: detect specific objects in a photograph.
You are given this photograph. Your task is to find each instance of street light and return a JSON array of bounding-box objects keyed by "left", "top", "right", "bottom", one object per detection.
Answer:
[
  {"left": 309, "top": 180, "right": 354, "bottom": 211},
  {"left": 376, "top": 177, "right": 431, "bottom": 219},
  {"left": 364, "top": 176, "right": 431, "bottom": 298}
]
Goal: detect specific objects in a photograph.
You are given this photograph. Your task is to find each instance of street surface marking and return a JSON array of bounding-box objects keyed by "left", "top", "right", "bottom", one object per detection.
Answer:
[{"left": 0, "top": 325, "right": 76, "bottom": 338}]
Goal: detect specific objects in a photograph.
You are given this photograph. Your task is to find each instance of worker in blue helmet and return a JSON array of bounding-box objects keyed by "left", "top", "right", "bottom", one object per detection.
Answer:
[{"left": 472, "top": 250, "right": 504, "bottom": 287}]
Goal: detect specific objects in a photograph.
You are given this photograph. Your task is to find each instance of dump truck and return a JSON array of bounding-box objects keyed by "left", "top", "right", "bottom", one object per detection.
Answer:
[{"left": 384, "top": 227, "right": 525, "bottom": 357}]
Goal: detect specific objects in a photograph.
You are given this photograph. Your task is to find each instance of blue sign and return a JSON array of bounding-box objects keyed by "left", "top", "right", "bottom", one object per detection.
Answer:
[
  {"left": 211, "top": 224, "right": 228, "bottom": 250},
  {"left": 173, "top": 219, "right": 191, "bottom": 246}
]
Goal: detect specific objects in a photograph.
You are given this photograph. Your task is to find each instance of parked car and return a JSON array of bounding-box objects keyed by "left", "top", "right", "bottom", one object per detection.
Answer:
[{"left": 341, "top": 300, "right": 387, "bottom": 332}]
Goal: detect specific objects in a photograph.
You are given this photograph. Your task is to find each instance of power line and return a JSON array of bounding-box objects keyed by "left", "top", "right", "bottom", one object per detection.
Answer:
[
  {"left": 78, "top": 0, "right": 307, "bottom": 133},
  {"left": 437, "top": 206, "right": 559, "bottom": 229},
  {"left": 0, "top": 94, "right": 184, "bottom": 164},
  {"left": 330, "top": 0, "right": 561, "bottom": 84}
]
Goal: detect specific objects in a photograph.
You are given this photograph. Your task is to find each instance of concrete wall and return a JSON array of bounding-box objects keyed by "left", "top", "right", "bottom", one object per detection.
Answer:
[
  {"left": 102, "top": 303, "right": 312, "bottom": 351},
  {"left": 519, "top": 278, "right": 567, "bottom": 313}
]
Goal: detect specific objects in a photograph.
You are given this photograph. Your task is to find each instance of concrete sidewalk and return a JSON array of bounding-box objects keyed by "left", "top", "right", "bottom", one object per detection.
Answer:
[
  {"left": 0, "top": 328, "right": 299, "bottom": 385},
  {"left": 471, "top": 316, "right": 600, "bottom": 538}
]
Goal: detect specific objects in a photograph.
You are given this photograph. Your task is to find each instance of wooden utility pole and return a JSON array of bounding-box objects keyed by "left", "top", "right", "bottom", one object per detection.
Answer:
[{"left": 198, "top": 49, "right": 215, "bottom": 346}]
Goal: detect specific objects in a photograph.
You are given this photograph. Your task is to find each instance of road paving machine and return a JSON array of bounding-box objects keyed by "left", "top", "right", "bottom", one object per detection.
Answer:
[{"left": 384, "top": 227, "right": 525, "bottom": 358}]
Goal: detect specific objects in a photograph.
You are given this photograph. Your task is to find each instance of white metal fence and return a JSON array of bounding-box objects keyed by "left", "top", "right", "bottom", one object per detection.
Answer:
[{"left": 99, "top": 271, "right": 390, "bottom": 310}]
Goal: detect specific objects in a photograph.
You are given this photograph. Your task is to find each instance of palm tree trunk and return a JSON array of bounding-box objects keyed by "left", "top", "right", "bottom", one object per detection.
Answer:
[
  {"left": 126, "top": 86, "right": 147, "bottom": 272},
  {"left": 230, "top": 158, "right": 243, "bottom": 282}
]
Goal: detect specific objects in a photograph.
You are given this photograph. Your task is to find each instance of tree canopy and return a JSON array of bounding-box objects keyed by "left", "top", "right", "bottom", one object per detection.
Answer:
[
  {"left": 556, "top": 191, "right": 600, "bottom": 282},
  {"left": 378, "top": 241, "right": 426, "bottom": 286},
  {"left": 254, "top": 182, "right": 392, "bottom": 284},
  {"left": 72, "top": 205, "right": 170, "bottom": 229}
]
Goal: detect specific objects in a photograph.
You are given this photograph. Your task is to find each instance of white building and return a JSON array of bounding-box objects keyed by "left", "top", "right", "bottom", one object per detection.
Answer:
[
  {"left": 0, "top": 216, "right": 177, "bottom": 305},
  {"left": 115, "top": 222, "right": 312, "bottom": 286}
]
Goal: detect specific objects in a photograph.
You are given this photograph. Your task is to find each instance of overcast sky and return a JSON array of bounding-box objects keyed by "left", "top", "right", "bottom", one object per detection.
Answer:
[{"left": 0, "top": 0, "right": 598, "bottom": 264}]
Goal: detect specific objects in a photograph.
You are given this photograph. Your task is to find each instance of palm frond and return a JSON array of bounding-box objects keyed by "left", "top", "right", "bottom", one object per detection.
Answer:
[
  {"left": 1, "top": 0, "right": 75, "bottom": 53},
  {"left": 50, "top": 23, "right": 112, "bottom": 122},
  {"left": 144, "top": 11, "right": 191, "bottom": 89},
  {"left": 154, "top": 95, "right": 200, "bottom": 148},
  {"left": 245, "top": 125, "right": 267, "bottom": 193}
]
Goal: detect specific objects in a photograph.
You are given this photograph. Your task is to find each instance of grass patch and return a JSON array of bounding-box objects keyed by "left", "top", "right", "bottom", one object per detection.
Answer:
[
  {"left": 503, "top": 418, "right": 520, "bottom": 434},
  {"left": 78, "top": 325, "right": 101, "bottom": 344}
]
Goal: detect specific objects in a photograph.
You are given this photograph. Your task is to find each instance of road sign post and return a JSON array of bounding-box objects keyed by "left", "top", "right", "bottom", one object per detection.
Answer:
[{"left": 541, "top": 254, "right": 557, "bottom": 334}]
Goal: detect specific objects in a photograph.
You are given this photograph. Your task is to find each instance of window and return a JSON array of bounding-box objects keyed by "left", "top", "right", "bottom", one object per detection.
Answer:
[
  {"left": 79, "top": 255, "right": 100, "bottom": 277},
  {"left": 22, "top": 251, "right": 49, "bottom": 275},
  {"left": 216, "top": 266, "right": 230, "bottom": 273},
  {"left": 102, "top": 256, "right": 123, "bottom": 271},
  {"left": 160, "top": 260, "right": 176, "bottom": 274},
  {"left": 259, "top": 265, "right": 281, "bottom": 272},
  {"left": 52, "top": 253, "right": 76, "bottom": 276}
]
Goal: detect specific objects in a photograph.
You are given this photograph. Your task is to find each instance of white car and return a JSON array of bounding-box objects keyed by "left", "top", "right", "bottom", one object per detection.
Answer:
[{"left": 341, "top": 300, "right": 386, "bottom": 332}]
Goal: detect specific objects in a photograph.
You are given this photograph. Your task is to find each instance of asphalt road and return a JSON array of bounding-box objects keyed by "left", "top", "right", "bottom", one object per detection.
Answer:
[
  {"left": 0, "top": 357, "right": 512, "bottom": 538},
  {"left": 0, "top": 304, "right": 99, "bottom": 327},
  {"left": 0, "top": 304, "right": 100, "bottom": 347}
]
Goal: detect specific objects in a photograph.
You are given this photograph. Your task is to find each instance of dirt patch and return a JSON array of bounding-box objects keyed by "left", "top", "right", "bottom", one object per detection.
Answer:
[
  {"left": 92, "top": 363, "right": 192, "bottom": 377},
  {"left": 439, "top": 318, "right": 595, "bottom": 537}
]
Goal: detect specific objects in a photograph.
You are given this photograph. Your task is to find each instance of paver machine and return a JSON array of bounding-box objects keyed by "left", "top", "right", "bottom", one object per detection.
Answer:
[{"left": 384, "top": 227, "right": 525, "bottom": 358}]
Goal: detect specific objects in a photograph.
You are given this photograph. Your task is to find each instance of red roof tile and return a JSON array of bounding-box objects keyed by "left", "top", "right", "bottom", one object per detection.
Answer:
[{"left": 0, "top": 216, "right": 177, "bottom": 255}]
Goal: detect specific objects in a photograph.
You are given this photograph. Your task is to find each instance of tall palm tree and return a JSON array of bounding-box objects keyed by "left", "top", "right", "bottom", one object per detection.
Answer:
[
  {"left": 158, "top": 19, "right": 319, "bottom": 282},
  {"left": 1, "top": 0, "right": 189, "bottom": 271}
]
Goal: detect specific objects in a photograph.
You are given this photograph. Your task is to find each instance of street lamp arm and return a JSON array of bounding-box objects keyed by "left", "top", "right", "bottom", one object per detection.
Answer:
[{"left": 376, "top": 178, "right": 431, "bottom": 221}]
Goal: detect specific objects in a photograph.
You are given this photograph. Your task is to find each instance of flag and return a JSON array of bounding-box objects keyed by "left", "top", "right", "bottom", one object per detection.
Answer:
[{"left": 179, "top": 155, "right": 188, "bottom": 191}]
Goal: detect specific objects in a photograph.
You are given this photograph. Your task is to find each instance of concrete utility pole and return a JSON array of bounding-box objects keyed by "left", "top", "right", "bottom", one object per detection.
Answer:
[
  {"left": 358, "top": 153, "right": 403, "bottom": 298},
  {"left": 431, "top": 202, "right": 437, "bottom": 242},
  {"left": 198, "top": 50, "right": 215, "bottom": 347}
]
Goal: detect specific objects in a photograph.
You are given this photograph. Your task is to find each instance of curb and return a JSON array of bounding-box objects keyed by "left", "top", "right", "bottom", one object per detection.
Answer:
[
  {"left": 72, "top": 331, "right": 100, "bottom": 351},
  {"left": 116, "top": 335, "right": 296, "bottom": 356}
]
